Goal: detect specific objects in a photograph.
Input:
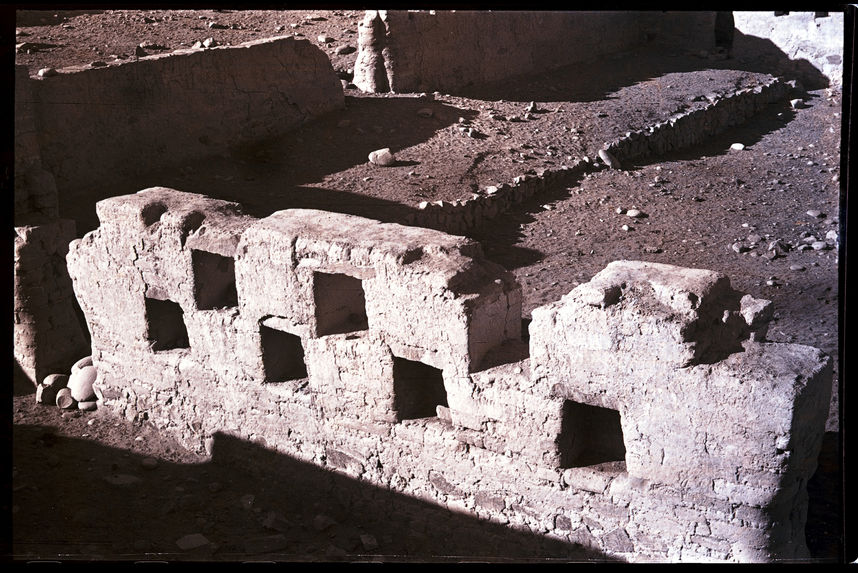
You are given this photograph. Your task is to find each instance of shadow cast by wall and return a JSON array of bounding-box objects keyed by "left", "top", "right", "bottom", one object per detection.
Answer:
[
  {"left": 12, "top": 423, "right": 616, "bottom": 562},
  {"left": 61, "top": 97, "right": 476, "bottom": 236}
]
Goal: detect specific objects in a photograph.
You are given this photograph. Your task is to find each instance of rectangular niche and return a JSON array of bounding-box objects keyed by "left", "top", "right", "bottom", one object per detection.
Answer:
[
  {"left": 260, "top": 322, "right": 308, "bottom": 383},
  {"left": 313, "top": 272, "right": 369, "bottom": 336},
  {"left": 557, "top": 400, "right": 626, "bottom": 468},
  {"left": 145, "top": 297, "right": 190, "bottom": 351},
  {"left": 392, "top": 357, "right": 448, "bottom": 421},
  {"left": 192, "top": 249, "right": 238, "bottom": 310}
]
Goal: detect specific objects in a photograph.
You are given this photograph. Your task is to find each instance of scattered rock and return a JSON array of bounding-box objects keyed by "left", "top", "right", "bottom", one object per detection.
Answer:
[
  {"left": 176, "top": 533, "right": 211, "bottom": 551},
  {"left": 485, "top": 185, "right": 499, "bottom": 195},
  {"left": 202, "top": 37, "right": 217, "bottom": 48},
  {"left": 37, "top": 67, "right": 57, "bottom": 77},
  {"left": 806, "top": 210, "right": 824, "bottom": 218},
  {"left": 368, "top": 148, "right": 396, "bottom": 167},
  {"left": 318, "top": 35, "right": 334, "bottom": 43},
  {"left": 626, "top": 209, "right": 645, "bottom": 218},
  {"left": 208, "top": 22, "right": 228, "bottom": 29},
  {"left": 313, "top": 514, "right": 337, "bottom": 531},
  {"left": 811, "top": 241, "right": 828, "bottom": 251},
  {"left": 747, "top": 234, "right": 762, "bottom": 244},
  {"left": 360, "top": 534, "right": 380, "bottom": 551},
  {"left": 731, "top": 242, "right": 749, "bottom": 254},
  {"left": 789, "top": 264, "right": 806, "bottom": 271},
  {"left": 790, "top": 99, "right": 805, "bottom": 109},
  {"left": 825, "top": 230, "right": 838, "bottom": 242},
  {"left": 730, "top": 143, "right": 745, "bottom": 151},
  {"left": 416, "top": 107, "right": 434, "bottom": 118},
  {"left": 621, "top": 224, "right": 631, "bottom": 232},
  {"left": 335, "top": 45, "right": 356, "bottom": 55},
  {"left": 141, "top": 457, "right": 159, "bottom": 470}
]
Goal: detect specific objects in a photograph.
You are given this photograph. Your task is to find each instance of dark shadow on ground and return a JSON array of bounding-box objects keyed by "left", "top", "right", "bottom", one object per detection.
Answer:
[
  {"left": 12, "top": 423, "right": 615, "bottom": 563},
  {"left": 60, "top": 97, "right": 475, "bottom": 236},
  {"left": 805, "top": 433, "right": 843, "bottom": 562},
  {"left": 455, "top": 35, "right": 830, "bottom": 104}
]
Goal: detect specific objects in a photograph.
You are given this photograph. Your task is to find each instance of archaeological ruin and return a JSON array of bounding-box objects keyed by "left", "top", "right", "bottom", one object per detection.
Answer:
[{"left": 13, "top": 9, "right": 844, "bottom": 563}]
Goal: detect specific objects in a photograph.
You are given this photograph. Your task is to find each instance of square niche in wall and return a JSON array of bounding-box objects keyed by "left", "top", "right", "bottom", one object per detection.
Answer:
[
  {"left": 392, "top": 357, "right": 448, "bottom": 421},
  {"left": 260, "top": 322, "right": 308, "bottom": 383},
  {"left": 557, "top": 400, "right": 626, "bottom": 468},
  {"left": 192, "top": 249, "right": 238, "bottom": 310},
  {"left": 145, "top": 297, "right": 190, "bottom": 352},
  {"left": 313, "top": 272, "right": 369, "bottom": 336}
]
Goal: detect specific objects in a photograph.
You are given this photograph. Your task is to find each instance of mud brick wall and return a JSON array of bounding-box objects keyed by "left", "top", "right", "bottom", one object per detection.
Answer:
[
  {"left": 14, "top": 220, "right": 90, "bottom": 385},
  {"left": 23, "top": 36, "right": 344, "bottom": 197},
  {"left": 734, "top": 11, "right": 844, "bottom": 87},
  {"left": 354, "top": 11, "right": 718, "bottom": 94},
  {"left": 67, "top": 188, "right": 832, "bottom": 562}
]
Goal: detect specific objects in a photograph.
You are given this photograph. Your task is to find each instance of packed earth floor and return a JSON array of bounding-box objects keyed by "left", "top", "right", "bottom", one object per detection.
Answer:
[{"left": 12, "top": 9, "right": 844, "bottom": 562}]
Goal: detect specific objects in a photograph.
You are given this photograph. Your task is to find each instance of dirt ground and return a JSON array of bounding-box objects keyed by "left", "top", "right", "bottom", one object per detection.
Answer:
[{"left": 11, "top": 9, "right": 844, "bottom": 563}]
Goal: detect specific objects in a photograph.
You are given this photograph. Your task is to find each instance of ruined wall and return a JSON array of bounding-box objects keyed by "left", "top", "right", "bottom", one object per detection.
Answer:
[
  {"left": 354, "top": 11, "right": 718, "bottom": 94},
  {"left": 66, "top": 188, "right": 832, "bottom": 562},
  {"left": 734, "top": 11, "right": 844, "bottom": 88},
  {"left": 23, "top": 36, "right": 344, "bottom": 197}
]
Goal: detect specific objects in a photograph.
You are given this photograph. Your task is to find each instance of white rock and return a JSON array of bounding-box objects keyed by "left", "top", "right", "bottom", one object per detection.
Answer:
[
  {"left": 806, "top": 210, "right": 824, "bottom": 218},
  {"left": 790, "top": 99, "right": 805, "bottom": 109},
  {"left": 78, "top": 400, "right": 98, "bottom": 411},
  {"left": 485, "top": 185, "right": 499, "bottom": 195},
  {"left": 368, "top": 148, "right": 396, "bottom": 167},
  {"left": 598, "top": 149, "right": 621, "bottom": 169},
  {"left": 626, "top": 209, "right": 644, "bottom": 218},
  {"left": 811, "top": 241, "right": 828, "bottom": 250},
  {"left": 37, "top": 67, "right": 57, "bottom": 77},
  {"left": 730, "top": 143, "right": 745, "bottom": 151},
  {"left": 55, "top": 387, "right": 76, "bottom": 409},
  {"left": 68, "top": 365, "right": 98, "bottom": 402},
  {"left": 318, "top": 35, "right": 334, "bottom": 43}
]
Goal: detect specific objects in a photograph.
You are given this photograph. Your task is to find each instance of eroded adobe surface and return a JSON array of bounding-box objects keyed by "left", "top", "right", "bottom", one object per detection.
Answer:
[{"left": 67, "top": 188, "right": 831, "bottom": 562}]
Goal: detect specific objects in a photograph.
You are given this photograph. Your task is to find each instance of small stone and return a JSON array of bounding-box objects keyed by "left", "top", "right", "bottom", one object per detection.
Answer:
[
  {"left": 598, "top": 149, "right": 621, "bottom": 169},
  {"left": 730, "top": 143, "right": 745, "bottom": 151},
  {"left": 747, "top": 234, "right": 762, "bottom": 244},
  {"left": 141, "top": 457, "right": 159, "bottom": 470},
  {"left": 176, "top": 533, "right": 211, "bottom": 551},
  {"left": 542, "top": 204, "right": 553, "bottom": 211},
  {"left": 360, "top": 534, "right": 379, "bottom": 551},
  {"left": 826, "top": 230, "right": 838, "bottom": 242},
  {"left": 789, "top": 264, "right": 806, "bottom": 271},
  {"left": 621, "top": 224, "right": 631, "bottom": 232},
  {"left": 78, "top": 400, "right": 97, "bottom": 411},
  {"left": 368, "top": 148, "right": 396, "bottom": 167},
  {"left": 731, "top": 243, "right": 748, "bottom": 253},
  {"left": 485, "top": 185, "right": 498, "bottom": 195},
  {"left": 626, "top": 209, "right": 645, "bottom": 218},
  {"left": 615, "top": 207, "right": 626, "bottom": 214},
  {"left": 318, "top": 35, "right": 334, "bottom": 43},
  {"left": 43, "top": 373, "right": 70, "bottom": 389},
  {"left": 806, "top": 210, "right": 824, "bottom": 218},
  {"left": 313, "top": 514, "right": 337, "bottom": 531},
  {"left": 416, "top": 107, "right": 434, "bottom": 118},
  {"left": 790, "top": 98, "right": 805, "bottom": 109},
  {"left": 55, "top": 387, "right": 76, "bottom": 409},
  {"left": 37, "top": 67, "right": 57, "bottom": 77},
  {"left": 811, "top": 241, "right": 828, "bottom": 250},
  {"left": 202, "top": 37, "right": 217, "bottom": 48},
  {"left": 335, "top": 45, "right": 355, "bottom": 55},
  {"left": 208, "top": 22, "right": 228, "bottom": 29}
]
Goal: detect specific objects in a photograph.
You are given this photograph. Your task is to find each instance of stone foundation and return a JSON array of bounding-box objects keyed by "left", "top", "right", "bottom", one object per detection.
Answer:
[{"left": 67, "top": 188, "right": 831, "bottom": 562}]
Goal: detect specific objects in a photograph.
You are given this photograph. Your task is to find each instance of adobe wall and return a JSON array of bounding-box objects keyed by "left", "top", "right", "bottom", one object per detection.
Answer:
[
  {"left": 734, "top": 11, "right": 844, "bottom": 88},
  {"left": 22, "top": 36, "right": 344, "bottom": 197},
  {"left": 354, "top": 11, "right": 718, "bottom": 94},
  {"left": 66, "top": 187, "right": 832, "bottom": 562}
]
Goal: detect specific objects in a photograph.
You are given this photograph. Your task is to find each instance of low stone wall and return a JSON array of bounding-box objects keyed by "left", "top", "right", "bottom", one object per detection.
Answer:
[
  {"left": 67, "top": 187, "right": 832, "bottom": 562},
  {"left": 354, "top": 11, "right": 718, "bottom": 94},
  {"left": 734, "top": 11, "right": 844, "bottom": 88},
  {"left": 22, "top": 36, "right": 344, "bottom": 197},
  {"left": 406, "top": 77, "right": 790, "bottom": 236}
]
